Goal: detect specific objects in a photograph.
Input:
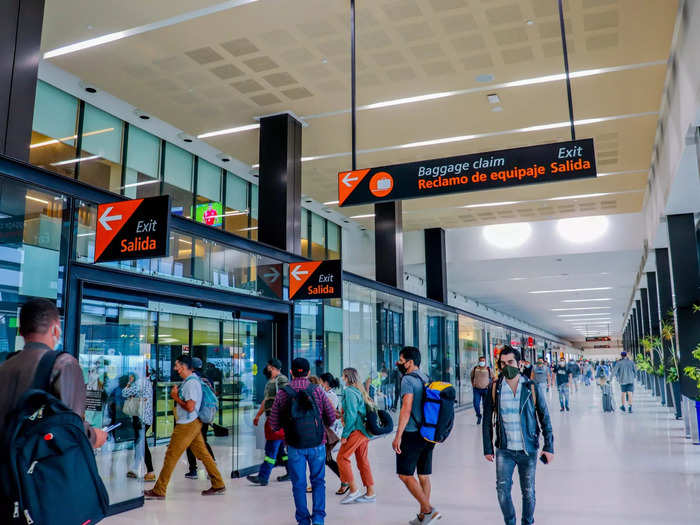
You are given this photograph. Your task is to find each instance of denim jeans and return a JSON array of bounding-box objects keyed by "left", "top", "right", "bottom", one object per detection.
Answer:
[
  {"left": 287, "top": 444, "right": 326, "bottom": 525},
  {"left": 534, "top": 383, "right": 548, "bottom": 404},
  {"left": 558, "top": 383, "right": 570, "bottom": 409},
  {"left": 258, "top": 439, "right": 288, "bottom": 482},
  {"left": 496, "top": 449, "right": 537, "bottom": 525},
  {"left": 473, "top": 387, "right": 489, "bottom": 417}
]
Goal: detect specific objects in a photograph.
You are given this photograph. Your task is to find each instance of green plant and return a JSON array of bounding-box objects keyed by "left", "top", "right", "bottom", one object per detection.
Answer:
[
  {"left": 682, "top": 344, "right": 700, "bottom": 393},
  {"left": 667, "top": 366, "right": 679, "bottom": 383},
  {"left": 661, "top": 317, "right": 681, "bottom": 384},
  {"left": 635, "top": 353, "right": 653, "bottom": 374},
  {"left": 655, "top": 363, "right": 664, "bottom": 377}
]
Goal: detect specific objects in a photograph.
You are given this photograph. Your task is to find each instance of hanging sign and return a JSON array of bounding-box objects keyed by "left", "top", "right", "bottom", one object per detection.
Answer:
[
  {"left": 95, "top": 195, "right": 170, "bottom": 263},
  {"left": 338, "top": 138, "right": 596, "bottom": 206},
  {"left": 289, "top": 260, "right": 342, "bottom": 300},
  {"left": 585, "top": 336, "right": 611, "bottom": 342},
  {"left": 257, "top": 263, "right": 284, "bottom": 299}
]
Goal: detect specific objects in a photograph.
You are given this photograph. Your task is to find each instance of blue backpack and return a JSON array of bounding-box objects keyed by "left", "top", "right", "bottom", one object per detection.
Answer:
[
  {"left": 181, "top": 376, "right": 218, "bottom": 425},
  {"left": 409, "top": 373, "right": 456, "bottom": 444}
]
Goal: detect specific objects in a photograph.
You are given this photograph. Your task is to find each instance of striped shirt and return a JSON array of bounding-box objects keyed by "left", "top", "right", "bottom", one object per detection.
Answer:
[{"left": 499, "top": 376, "right": 525, "bottom": 451}]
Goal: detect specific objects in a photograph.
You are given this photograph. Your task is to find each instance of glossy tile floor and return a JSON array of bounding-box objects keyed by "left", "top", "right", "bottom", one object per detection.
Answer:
[{"left": 106, "top": 383, "right": 699, "bottom": 524}]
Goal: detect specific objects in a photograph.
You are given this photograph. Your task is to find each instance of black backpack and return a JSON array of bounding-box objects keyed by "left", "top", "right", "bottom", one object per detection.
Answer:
[
  {"left": 0, "top": 351, "right": 109, "bottom": 525},
  {"left": 365, "top": 406, "right": 394, "bottom": 436},
  {"left": 281, "top": 385, "right": 325, "bottom": 449}
]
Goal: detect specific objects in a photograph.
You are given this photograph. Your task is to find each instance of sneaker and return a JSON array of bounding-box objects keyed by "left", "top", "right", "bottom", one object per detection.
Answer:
[
  {"left": 628, "top": 406, "right": 633, "bottom": 413},
  {"left": 247, "top": 474, "right": 268, "bottom": 486},
  {"left": 560, "top": 407, "right": 565, "bottom": 412},
  {"left": 565, "top": 406, "right": 570, "bottom": 412},
  {"left": 355, "top": 493, "right": 376, "bottom": 503},
  {"left": 201, "top": 486, "right": 226, "bottom": 496},
  {"left": 340, "top": 490, "right": 363, "bottom": 504},
  {"left": 185, "top": 471, "right": 199, "bottom": 479},
  {"left": 277, "top": 473, "right": 290, "bottom": 482},
  {"left": 423, "top": 508, "right": 442, "bottom": 525},
  {"left": 476, "top": 415, "right": 482, "bottom": 425},
  {"left": 143, "top": 489, "right": 164, "bottom": 500}
]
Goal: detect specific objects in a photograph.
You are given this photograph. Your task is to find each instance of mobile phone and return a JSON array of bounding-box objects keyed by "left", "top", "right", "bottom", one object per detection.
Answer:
[
  {"left": 102, "top": 422, "right": 122, "bottom": 433},
  {"left": 539, "top": 453, "right": 548, "bottom": 465}
]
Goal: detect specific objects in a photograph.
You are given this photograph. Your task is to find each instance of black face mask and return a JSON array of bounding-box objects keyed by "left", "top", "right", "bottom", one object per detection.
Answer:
[
  {"left": 396, "top": 362, "right": 408, "bottom": 375},
  {"left": 262, "top": 368, "right": 272, "bottom": 379}
]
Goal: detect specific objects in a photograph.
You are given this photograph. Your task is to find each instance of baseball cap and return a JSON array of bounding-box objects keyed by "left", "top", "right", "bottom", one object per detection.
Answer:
[
  {"left": 192, "top": 357, "right": 203, "bottom": 369},
  {"left": 620, "top": 351, "right": 627, "bottom": 357},
  {"left": 291, "top": 357, "right": 310, "bottom": 377}
]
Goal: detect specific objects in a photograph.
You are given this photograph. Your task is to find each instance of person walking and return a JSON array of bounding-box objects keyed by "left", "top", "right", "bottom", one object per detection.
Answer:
[
  {"left": 336, "top": 368, "right": 376, "bottom": 504},
  {"left": 613, "top": 351, "right": 637, "bottom": 413},
  {"left": 269, "top": 358, "right": 336, "bottom": 525},
  {"left": 144, "top": 355, "right": 225, "bottom": 499},
  {"left": 392, "top": 346, "right": 442, "bottom": 525},
  {"left": 553, "top": 358, "right": 572, "bottom": 412},
  {"left": 566, "top": 358, "right": 580, "bottom": 392},
  {"left": 319, "top": 372, "right": 344, "bottom": 493},
  {"left": 185, "top": 357, "right": 217, "bottom": 479},
  {"left": 483, "top": 345, "right": 554, "bottom": 525},
  {"left": 530, "top": 358, "right": 551, "bottom": 399},
  {"left": 248, "top": 358, "right": 290, "bottom": 486},
  {"left": 471, "top": 356, "right": 492, "bottom": 425},
  {"left": 123, "top": 370, "right": 155, "bottom": 481}
]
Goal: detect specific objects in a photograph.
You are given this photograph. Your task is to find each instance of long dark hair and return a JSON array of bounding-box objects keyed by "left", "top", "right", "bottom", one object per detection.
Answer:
[{"left": 319, "top": 372, "right": 340, "bottom": 389}]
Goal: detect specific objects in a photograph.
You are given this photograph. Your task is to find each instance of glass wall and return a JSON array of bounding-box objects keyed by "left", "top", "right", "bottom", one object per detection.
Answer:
[
  {"left": 458, "top": 316, "right": 484, "bottom": 405},
  {"left": 163, "top": 143, "right": 194, "bottom": 217},
  {"left": 124, "top": 126, "right": 161, "bottom": 200},
  {"left": 77, "top": 104, "right": 124, "bottom": 193},
  {"left": 224, "top": 171, "right": 250, "bottom": 237},
  {"left": 300, "top": 209, "right": 342, "bottom": 260}
]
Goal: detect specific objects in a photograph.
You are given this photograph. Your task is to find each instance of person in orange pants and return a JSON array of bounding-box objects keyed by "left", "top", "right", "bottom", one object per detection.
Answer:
[{"left": 337, "top": 368, "right": 376, "bottom": 504}]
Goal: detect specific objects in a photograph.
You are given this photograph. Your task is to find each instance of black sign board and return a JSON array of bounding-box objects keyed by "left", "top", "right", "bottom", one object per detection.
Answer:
[
  {"left": 338, "top": 138, "right": 596, "bottom": 206},
  {"left": 290, "top": 260, "right": 342, "bottom": 300},
  {"left": 85, "top": 389, "right": 102, "bottom": 412},
  {"left": 95, "top": 195, "right": 170, "bottom": 263},
  {"left": 585, "top": 336, "right": 611, "bottom": 342}
]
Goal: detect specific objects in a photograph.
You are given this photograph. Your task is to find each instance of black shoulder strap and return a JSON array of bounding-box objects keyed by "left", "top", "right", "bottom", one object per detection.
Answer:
[
  {"left": 282, "top": 385, "right": 297, "bottom": 398},
  {"left": 32, "top": 350, "right": 62, "bottom": 391}
]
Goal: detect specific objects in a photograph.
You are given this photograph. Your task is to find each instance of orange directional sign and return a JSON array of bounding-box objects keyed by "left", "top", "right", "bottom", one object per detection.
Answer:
[
  {"left": 289, "top": 260, "right": 342, "bottom": 300},
  {"left": 95, "top": 195, "right": 170, "bottom": 263}
]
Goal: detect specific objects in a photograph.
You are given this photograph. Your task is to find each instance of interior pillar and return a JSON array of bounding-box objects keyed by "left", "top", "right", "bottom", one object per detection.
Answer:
[
  {"left": 374, "top": 201, "right": 403, "bottom": 288},
  {"left": 424, "top": 228, "right": 447, "bottom": 303}
]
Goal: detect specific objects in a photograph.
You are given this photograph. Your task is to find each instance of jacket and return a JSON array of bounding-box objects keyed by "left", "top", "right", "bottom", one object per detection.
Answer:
[
  {"left": 613, "top": 358, "right": 636, "bottom": 384},
  {"left": 341, "top": 386, "right": 370, "bottom": 439},
  {"left": 482, "top": 376, "right": 554, "bottom": 456}
]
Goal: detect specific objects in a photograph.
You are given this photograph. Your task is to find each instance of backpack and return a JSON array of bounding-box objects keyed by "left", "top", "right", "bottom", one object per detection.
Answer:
[
  {"left": 0, "top": 351, "right": 109, "bottom": 525},
  {"left": 281, "top": 385, "right": 325, "bottom": 449},
  {"left": 365, "top": 405, "right": 394, "bottom": 436},
  {"left": 409, "top": 373, "right": 456, "bottom": 444},
  {"left": 596, "top": 366, "right": 606, "bottom": 379},
  {"left": 197, "top": 377, "right": 218, "bottom": 425}
]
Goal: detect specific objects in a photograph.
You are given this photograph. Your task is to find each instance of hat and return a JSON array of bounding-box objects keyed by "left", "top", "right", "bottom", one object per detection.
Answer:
[
  {"left": 192, "top": 357, "right": 203, "bottom": 370},
  {"left": 267, "top": 358, "right": 283, "bottom": 371},
  {"left": 620, "top": 351, "right": 627, "bottom": 357},
  {"left": 291, "top": 357, "right": 310, "bottom": 378}
]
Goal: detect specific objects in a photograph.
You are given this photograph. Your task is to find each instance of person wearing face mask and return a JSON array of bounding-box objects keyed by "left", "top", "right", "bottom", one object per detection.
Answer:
[
  {"left": 553, "top": 358, "right": 572, "bottom": 412},
  {"left": 483, "top": 345, "right": 554, "bottom": 525},
  {"left": 0, "top": 299, "right": 108, "bottom": 449},
  {"left": 248, "top": 358, "right": 291, "bottom": 485},
  {"left": 471, "top": 356, "right": 492, "bottom": 425},
  {"left": 530, "top": 358, "right": 551, "bottom": 399}
]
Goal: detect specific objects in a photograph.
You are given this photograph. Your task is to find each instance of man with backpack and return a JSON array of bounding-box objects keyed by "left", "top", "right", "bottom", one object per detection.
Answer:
[
  {"left": 392, "top": 346, "right": 442, "bottom": 525},
  {"left": 144, "top": 355, "right": 225, "bottom": 499},
  {"left": 185, "top": 357, "right": 218, "bottom": 479},
  {"left": 268, "top": 357, "right": 336, "bottom": 525},
  {"left": 471, "top": 356, "right": 492, "bottom": 425},
  {"left": 483, "top": 345, "right": 554, "bottom": 525}
]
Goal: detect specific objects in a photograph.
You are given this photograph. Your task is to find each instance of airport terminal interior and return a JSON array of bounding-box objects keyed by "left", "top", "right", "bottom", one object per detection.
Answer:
[{"left": 0, "top": 0, "right": 699, "bottom": 524}]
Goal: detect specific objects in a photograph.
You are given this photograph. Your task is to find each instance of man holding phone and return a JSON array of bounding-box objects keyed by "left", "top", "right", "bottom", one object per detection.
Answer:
[{"left": 483, "top": 345, "right": 554, "bottom": 525}]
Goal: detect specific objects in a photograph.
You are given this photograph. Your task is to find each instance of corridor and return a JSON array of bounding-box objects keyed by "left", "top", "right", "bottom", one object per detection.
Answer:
[{"left": 106, "top": 383, "right": 698, "bottom": 525}]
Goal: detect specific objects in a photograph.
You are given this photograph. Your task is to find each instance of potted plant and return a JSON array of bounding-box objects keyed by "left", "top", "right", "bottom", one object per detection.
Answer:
[
  {"left": 661, "top": 317, "right": 682, "bottom": 419},
  {"left": 682, "top": 344, "right": 700, "bottom": 443}
]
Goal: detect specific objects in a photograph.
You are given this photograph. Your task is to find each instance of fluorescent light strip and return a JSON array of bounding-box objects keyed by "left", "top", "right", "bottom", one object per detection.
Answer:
[
  {"left": 323, "top": 200, "right": 340, "bottom": 206},
  {"left": 350, "top": 214, "right": 375, "bottom": 219},
  {"left": 30, "top": 128, "right": 115, "bottom": 149},
  {"left": 558, "top": 313, "right": 614, "bottom": 317},
  {"left": 178, "top": 239, "right": 192, "bottom": 245},
  {"left": 462, "top": 201, "right": 519, "bottom": 209},
  {"left": 122, "top": 179, "right": 160, "bottom": 189},
  {"left": 547, "top": 192, "right": 610, "bottom": 201},
  {"left": 551, "top": 307, "right": 611, "bottom": 311},
  {"left": 239, "top": 227, "right": 258, "bottom": 231},
  {"left": 25, "top": 195, "right": 49, "bottom": 205},
  {"left": 562, "top": 298, "right": 612, "bottom": 303},
  {"left": 51, "top": 155, "right": 100, "bottom": 166},
  {"left": 44, "top": 0, "right": 259, "bottom": 59},
  {"left": 197, "top": 123, "right": 260, "bottom": 139},
  {"left": 563, "top": 318, "right": 611, "bottom": 322},
  {"left": 529, "top": 287, "right": 612, "bottom": 294}
]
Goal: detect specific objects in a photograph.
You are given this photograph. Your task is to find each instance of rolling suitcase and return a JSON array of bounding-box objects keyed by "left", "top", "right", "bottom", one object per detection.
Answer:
[{"left": 601, "top": 383, "right": 614, "bottom": 412}]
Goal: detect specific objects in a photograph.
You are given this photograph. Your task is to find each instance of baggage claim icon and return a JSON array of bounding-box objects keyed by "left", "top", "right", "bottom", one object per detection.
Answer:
[{"left": 369, "top": 172, "right": 394, "bottom": 198}]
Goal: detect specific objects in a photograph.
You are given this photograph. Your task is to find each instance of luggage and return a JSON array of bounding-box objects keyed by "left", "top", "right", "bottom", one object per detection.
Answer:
[
  {"left": 409, "top": 373, "right": 456, "bottom": 444},
  {"left": 197, "top": 378, "right": 219, "bottom": 425},
  {"left": 365, "top": 406, "right": 394, "bottom": 436},
  {"left": 0, "top": 351, "right": 109, "bottom": 525},
  {"left": 281, "top": 385, "right": 325, "bottom": 449},
  {"left": 602, "top": 383, "right": 614, "bottom": 412}
]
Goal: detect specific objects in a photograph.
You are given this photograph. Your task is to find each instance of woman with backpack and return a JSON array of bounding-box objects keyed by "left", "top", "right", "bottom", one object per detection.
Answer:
[{"left": 337, "top": 367, "right": 376, "bottom": 504}]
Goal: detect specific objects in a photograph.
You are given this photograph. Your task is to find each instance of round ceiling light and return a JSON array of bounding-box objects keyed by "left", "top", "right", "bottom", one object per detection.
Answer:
[
  {"left": 557, "top": 215, "right": 609, "bottom": 243},
  {"left": 483, "top": 222, "right": 532, "bottom": 249}
]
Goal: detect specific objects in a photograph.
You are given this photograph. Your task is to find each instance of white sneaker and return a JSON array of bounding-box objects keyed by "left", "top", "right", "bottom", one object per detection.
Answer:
[
  {"left": 340, "top": 490, "right": 362, "bottom": 504},
  {"left": 423, "top": 509, "right": 442, "bottom": 525},
  {"left": 355, "top": 493, "right": 376, "bottom": 503}
]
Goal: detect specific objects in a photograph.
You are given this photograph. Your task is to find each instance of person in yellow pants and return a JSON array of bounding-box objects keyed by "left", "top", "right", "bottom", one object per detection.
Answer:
[{"left": 145, "top": 355, "right": 225, "bottom": 499}]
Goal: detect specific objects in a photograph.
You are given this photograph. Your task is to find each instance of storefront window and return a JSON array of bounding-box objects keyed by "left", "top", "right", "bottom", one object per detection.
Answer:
[
  {"left": 195, "top": 160, "right": 223, "bottom": 228},
  {"left": 310, "top": 212, "right": 326, "bottom": 259},
  {"left": 295, "top": 301, "right": 324, "bottom": 376},
  {"left": 163, "top": 143, "right": 194, "bottom": 218},
  {"left": 342, "top": 282, "right": 377, "bottom": 387},
  {"left": 224, "top": 172, "right": 249, "bottom": 237},
  {"left": 458, "top": 316, "right": 483, "bottom": 405},
  {"left": 29, "top": 80, "right": 79, "bottom": 177},
  {"left": 124, "top": 127, "right": 160, "bottom": 199},
  {"left": 249, "top": 185, "right": 258, "bottom": 241},
  {"left": 77, "top": 105, "right": 124, "bottom": 193}
]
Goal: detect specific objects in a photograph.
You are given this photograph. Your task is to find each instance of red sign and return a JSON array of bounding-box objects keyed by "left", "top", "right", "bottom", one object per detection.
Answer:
[{"left": 289, "top": 260, "right": 342, "bottom": 300}]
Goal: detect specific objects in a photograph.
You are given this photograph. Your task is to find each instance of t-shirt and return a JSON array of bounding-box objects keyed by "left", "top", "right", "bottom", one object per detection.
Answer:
[
  {"left": 177, "top": 376, "right": 203, "bottom": 424},
  {"left": 401, "top": 370, "right": 428, "bottom": 432},
  {"left": 263, "top": 374, "right": 289, "bottom": 414},
  {"left": 554, "top": 365, "right": 570, "bottom": 387},
  {"left": 532, "top": 365, "right": 549, "bottom": 384}
]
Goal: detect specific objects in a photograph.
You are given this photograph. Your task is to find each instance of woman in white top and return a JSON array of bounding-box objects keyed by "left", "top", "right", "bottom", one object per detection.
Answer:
[
  {"left": 319, "top": 372, "right": 346, "bottom": 494},
  {"left": 123, "top": 369, "right": 155, "bottom": 481}
]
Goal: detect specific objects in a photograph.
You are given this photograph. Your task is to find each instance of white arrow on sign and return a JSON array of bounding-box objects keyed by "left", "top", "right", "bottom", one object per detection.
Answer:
[
  {"left": 291, "top": 265, "right": 309, "bottom": 281},
  {"left": 342, "top": 172, "right": 359, "bottom": 188},
  {"left": 263, "top": 267, "right": 280, "bottom": 283},
  {"left": 99, "top": 206, "right": 122, "bottom": 231}
]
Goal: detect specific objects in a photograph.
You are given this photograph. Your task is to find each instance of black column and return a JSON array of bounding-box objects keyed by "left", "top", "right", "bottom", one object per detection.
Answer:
[
  {"left": 257, "top": 113, "right": 302, "bottom": 254},
  {"left": 0, "top": 0, "right": 44, "bottom": 161},
  {"left": 647, "top": 272, "right": 663, "bottom": 401},
  {"left": 635, "top": 300, "right": 643, "bottom": 358},
  {"left": 374, "top": 201, "right": 403, "bottom": 288},
  {"left": 424, "top": 228, "right": 447, "bottom": 303},
  {"left": 656, "top": 247, "right": 677, "bottom": 410},
  {"left": 667, "top": 214, "right": 700, "bottom": 400}
]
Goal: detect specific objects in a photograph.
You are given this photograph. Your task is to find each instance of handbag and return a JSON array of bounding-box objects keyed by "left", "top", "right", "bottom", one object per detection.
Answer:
[
  {"left": 325, "top": 425, "right": 340, "bottom": 446},
  {"left": 122, "top": 396, "right": 142, "bottom": 418}
]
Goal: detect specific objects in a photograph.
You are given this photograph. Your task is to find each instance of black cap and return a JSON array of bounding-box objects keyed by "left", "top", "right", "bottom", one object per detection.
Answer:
[
  {"left": 267, "top": 358, "right": 283, "bottom": 371},
  {"left": 291, "top": 357, "right": 310, "bottom": 378}
]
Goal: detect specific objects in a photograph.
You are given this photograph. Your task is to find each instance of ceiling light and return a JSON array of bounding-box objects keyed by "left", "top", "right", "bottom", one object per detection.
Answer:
[
  {"left": 30, "top": 127, "right": 114, "bottom": 149},
  {"left": 562, "top": 298, "right": 612, "bottom": 302},
  {"left": 529, "top": 287, "right": 612, "bottom": 294},
  {"left": 558, "top": 313, "right": 613, "bottom": 317},
  {"left": 25, "top": 195, "right": 49, "bottom": 205},
  {"left": 122, "top": 179, "right": 160, "bottom": 189},
  {"left": 197, "top": 123, "right": 260, "bottom": 139},
  {"left": 547, "top": 193, "right": 610, "bottom": 201},
  {"left": 50, "top": 155, "right": 100, "bottom": 166},
  {"left": 239, "top": 226, "right": 259, "bottom": 231},
  {"left": 43, "top": 0, "right": 260, "bottom": 59},
  {"left": 350, "top": 214, "right": 375, "bottom": 219},
  {"left": 482, "top": 222, "right": 532, "bottom": 249},
  {"left": 563, "top": 318, "right": 611, "bottom": 322},
  {"left": 551, "top": 307, "right": 611, "bottom": 311},
  {"left": 557, "top": 216, "right": 609, "bottom": 243},
  {"left": 487, "top": 94, "right": 500, "bottom": 104},
  {"left": 323, "top": 200, "right": 340, "bottom": 206},
  {"left": 462, "top": 201, "right": 518, "bottom": 209},
  {"left": 178, "top": 239, "right": 192, "bottom": 245}
]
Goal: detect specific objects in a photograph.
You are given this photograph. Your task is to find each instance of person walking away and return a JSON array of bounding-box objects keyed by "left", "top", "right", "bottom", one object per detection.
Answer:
[
  {"left": 521, "top": 360, "right": 533, "bottom": 381},
  {"left": 185, "top": 357, "right": 217, "bottom": 479},
  {"left": 595, "top": 361, "right": 609, "bottom": 389},
  {"left": 392, "top": 346, "right": 442, "bottom": 525},
  {"left": 319, "top": 372, "right": 344, "bottom": 493},
  {"left": 566, "top": 359, "right": 580, "bottom": 392},
  {"left": 248, "top": 358, "right": 290, "bottom": 486},
  {"left": 269, "top": 358, "right": 336, "bottom": 525},
  {"left": 483, "top": 345, "right": 554, "bottom": 525},
  {"left": 530, "top": 358, "right": 551, "bottom": 400},
  {"left": 144, "top": 355, "right": 225, "bottom": 499},
  {"left": 0, "top": 299, "right": 108, "bottom": 449},
  {"left": 613, "top": 351, "right": 637, "bottom": 413},
  {"left": 583, "top": 361, "right": 594, "bottom": 386},
  {"left": 553, "top": 359, "right": 572, "bottom": 412},
  {"left": 471, "top": 357, "right": 492, "bottom": 425},
  {"left": 123, "top": 371, "right": 155, "bottom": 481},
  {"left": 337, "top": 368, "right": 376, "bottom": 504}
]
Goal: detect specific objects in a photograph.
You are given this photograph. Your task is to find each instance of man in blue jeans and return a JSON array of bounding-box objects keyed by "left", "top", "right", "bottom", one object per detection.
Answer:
[
  {"left": 269, "top": 357, "right": 336, "bottom": 525},
  {"left": 471, "top": 356, "right": 492, "bottom": 424},
  {"left": 483, "top": 346, "right": 554, "bottom": 525}
]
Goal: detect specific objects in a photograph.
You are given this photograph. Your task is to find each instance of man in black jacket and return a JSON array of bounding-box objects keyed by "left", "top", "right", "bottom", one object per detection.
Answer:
[{"left": 483, "top": 346, "right": 554, "bottom": 525}]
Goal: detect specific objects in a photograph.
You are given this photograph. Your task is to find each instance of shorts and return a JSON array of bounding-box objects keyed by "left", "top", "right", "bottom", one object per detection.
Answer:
[
  {"left": 621, "top": 383, "right": 634, "bottom": 393},
  {"left": 396, "top": 431, "right": 435, "bottom": 476}
]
